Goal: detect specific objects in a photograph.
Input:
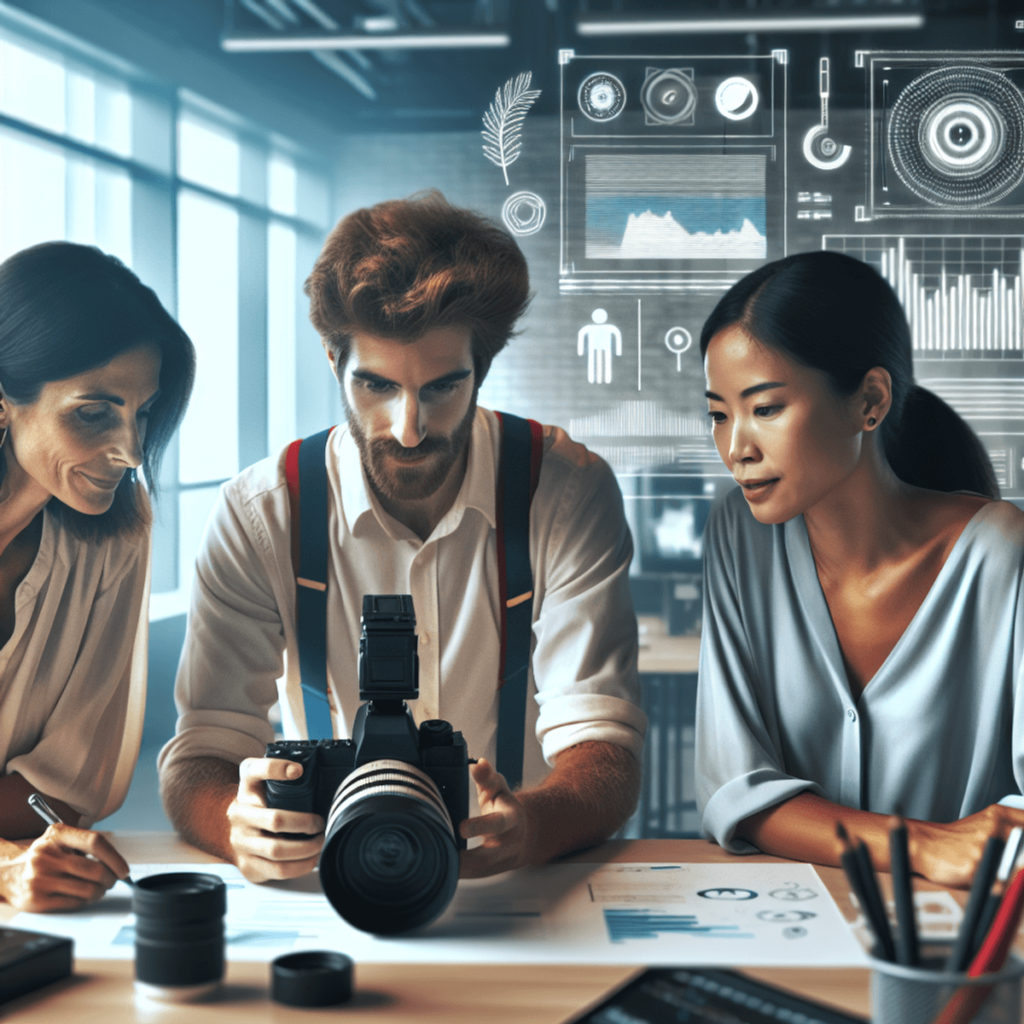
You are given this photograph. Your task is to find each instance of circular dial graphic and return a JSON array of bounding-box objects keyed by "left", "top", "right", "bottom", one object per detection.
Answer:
[
  {"left": 578, "top": 72, "right": 626, "bottom": 122},
  {"left": 501, "top": 191, "right": 546, "bottom": 236},
  {"left": 641, "top": 68, "right": 698, "bottom": 125},
  {"left": 715, "top": 77, "right": 759, "bottom": 120},
  {"left": 887, "top": 65, "right": 1024, "bottom": 208}
]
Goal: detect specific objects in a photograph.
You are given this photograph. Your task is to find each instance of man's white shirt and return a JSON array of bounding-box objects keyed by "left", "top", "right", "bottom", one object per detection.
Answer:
[{"left": 158, "top": 408, "right": 646, "bottom": 811}]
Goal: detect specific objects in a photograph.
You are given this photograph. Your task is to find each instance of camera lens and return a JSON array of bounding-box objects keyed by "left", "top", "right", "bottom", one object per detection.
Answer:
[
  {"left": 320, "top": 759, "right": 459, "bottom": 935},
  {"left": 132, "top": 872, "right": 226, "bottom": 1000}
]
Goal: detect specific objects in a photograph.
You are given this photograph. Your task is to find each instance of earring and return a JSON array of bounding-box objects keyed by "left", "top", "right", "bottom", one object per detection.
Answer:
[
  {"left": 130, "top": 469, "right": 137, "bottom": 484},
  {"left": 0, "top": 426, "right": 7, "bottom": 449},
  {"left": 866, "top": 417, "right": 877, "bottom": 428}
]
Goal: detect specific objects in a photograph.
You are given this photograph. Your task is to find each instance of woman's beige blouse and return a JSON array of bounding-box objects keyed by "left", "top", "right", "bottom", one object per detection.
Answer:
[{"left": 0, "top": 508, "right": 149, "bottom": 825}]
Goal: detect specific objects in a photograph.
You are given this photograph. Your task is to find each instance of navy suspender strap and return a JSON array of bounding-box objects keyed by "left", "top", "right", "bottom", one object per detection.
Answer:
[
  {"left": 287, "top": 415, "right": 543, "bottom": 777},
  {"left": 493, "top": 412, "right": 544, "bottom": 791},
  {"left": 286, "top": 426, "right": 334, "bottom": 740}
]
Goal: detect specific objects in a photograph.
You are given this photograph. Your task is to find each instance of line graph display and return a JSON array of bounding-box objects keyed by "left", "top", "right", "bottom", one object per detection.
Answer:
[
  {"left": 586, "top": 154, "right": 767, "bottom": 260},
  {"left": 825, "top": 235, "right": 1024, "bottom": 353}
]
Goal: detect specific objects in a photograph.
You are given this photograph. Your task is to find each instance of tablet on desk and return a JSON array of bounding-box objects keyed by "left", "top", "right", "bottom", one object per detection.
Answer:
[{"left": 562, "top": 966, "right": 868, "bottom": 1024}]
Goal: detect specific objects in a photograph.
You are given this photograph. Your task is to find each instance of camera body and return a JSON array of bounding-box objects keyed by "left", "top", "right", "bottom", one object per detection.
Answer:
[
  {"left": 264, "top": 595, "right": 470, "bottom": 934},
  {"left": 265, "top": 594, "right": 469, "bottom": 844},
  {"left": 264, "top": 721, "right": 470, "bottom": 848}
]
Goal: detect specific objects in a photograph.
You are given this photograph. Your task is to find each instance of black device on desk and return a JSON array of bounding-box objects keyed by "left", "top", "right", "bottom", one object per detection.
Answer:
[
  {"left": 564, "top": 967, "right": 867, "bottom": 1024},
  {"left": 0, "top": 926, "right": 72, "bottom": 1004}
]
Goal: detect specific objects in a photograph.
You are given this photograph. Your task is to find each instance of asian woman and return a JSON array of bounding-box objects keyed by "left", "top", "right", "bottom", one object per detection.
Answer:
[{"left": 696, "top": 249, "right": 1021, "bottom": 888}]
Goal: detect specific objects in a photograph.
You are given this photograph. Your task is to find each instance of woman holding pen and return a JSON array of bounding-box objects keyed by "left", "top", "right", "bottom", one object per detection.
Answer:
[
  {"left": 0, "top": 242, "right": 194, "bottom": 911},
  {"left": 696, "top": 249, "right": 1024, "bottom": 888}
]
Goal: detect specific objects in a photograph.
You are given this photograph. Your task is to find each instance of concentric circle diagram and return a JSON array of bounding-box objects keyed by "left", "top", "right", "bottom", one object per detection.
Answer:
[
  {"left": 502, "top": 191, "right": 546, "bottom": 236},
  {"left": 578, "top": 72, "right": 626, "bottom": 122},
  {"left": 642, "top": 68, "right": 698, "bottom": 125},
  {"left": 887, "top": 65, "right": 1024, "bottom": 208}
]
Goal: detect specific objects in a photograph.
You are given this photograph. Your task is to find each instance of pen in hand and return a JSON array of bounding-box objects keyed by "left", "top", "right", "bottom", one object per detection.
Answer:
[
  {"left": 27, "top": 792, "right": 134, "bottom": 887},
  {"left": 27, "top": 792, "right": 62, "bottom": 828}
]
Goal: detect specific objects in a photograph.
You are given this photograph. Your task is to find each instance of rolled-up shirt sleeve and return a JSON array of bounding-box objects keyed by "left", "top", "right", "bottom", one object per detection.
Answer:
[
  {"left": 530, "top": 438, "right": 646, "bottom": 765},
  {"left": 695, "top": 495, "right": 821, "bottom": 853},
  {"left": 158, "top": 477, "right": 288, "bottom": 776}
]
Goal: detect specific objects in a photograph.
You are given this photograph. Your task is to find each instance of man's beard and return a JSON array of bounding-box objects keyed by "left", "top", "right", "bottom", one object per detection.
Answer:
[{"left": 346, "top": 394, "right": 478, "bottom": 504}]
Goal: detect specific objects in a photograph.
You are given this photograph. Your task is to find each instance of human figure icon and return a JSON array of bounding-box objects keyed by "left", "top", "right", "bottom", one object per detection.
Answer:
[{"left": 578, "top": 309, "right": 622, "bottom": 384}]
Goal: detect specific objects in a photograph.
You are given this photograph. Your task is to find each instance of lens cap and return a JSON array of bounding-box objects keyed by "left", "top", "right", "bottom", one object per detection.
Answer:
[{"left": 271, "top": 951, "right": 353, "bottom": 1007}]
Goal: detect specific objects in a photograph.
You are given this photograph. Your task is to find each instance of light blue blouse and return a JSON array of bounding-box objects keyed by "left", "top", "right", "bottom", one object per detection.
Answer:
[{"left": 696, "top": 487, "right": 1024, "bottom": 853}]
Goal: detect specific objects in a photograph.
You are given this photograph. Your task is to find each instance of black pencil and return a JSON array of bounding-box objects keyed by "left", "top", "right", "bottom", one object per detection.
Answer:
[
  {"left": 945, "top": 834, "right": 1004, "bottom": 972},
  {"left": 888, "top": 814, "right": 919, "bottom": 966},
  {"left": 854, "top": 835, "right": 896, "bottom": 963},
  {"left": 836, "top": 823, "right": 895, "bottom": 961},
  {"left": 967, "top": 827, "right": 1023, "bottom": 965}
]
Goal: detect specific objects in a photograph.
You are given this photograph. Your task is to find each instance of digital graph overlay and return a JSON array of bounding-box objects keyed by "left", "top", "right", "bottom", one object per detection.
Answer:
[
  {"left": 604, "top": 909, "right": 754, "bottom": 943},
  {"left": 585, "top": 154, "right": 767, "bottom": 260},
  {"left": 825, "top": 236, "right": 1024, "bottom": 353}
]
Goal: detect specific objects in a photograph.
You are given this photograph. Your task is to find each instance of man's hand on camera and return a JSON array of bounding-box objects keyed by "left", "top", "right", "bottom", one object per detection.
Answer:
[
  {"left": 228, "top": 757, "right": 325, "bottom": 883},
  {"left": 458, "top": 758, "right": 535, "bottom": 879}
]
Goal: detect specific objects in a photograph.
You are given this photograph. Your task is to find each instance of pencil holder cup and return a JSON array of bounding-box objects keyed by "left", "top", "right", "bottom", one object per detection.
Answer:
[{"left": 871, "top": 953, "right": 1024, "bottom": 1024}]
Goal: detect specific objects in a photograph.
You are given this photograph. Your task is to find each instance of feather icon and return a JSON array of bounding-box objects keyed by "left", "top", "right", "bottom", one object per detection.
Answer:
[{"left": 482, "top": 72, "right": 541, "bottom": 186}]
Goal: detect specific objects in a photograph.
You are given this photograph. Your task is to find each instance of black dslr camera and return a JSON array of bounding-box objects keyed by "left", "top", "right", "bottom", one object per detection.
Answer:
[{"left": 265, "top": 595, "right": 470, "bottom": 935}]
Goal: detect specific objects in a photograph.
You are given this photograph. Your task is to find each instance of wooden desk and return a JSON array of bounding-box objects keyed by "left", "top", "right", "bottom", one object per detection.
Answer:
[
  {"left": 2, "top": 835, "right": 879, "bottom": 1023},
  {"left": 637, "top": 633, "right": 701, "bottom": 675}
]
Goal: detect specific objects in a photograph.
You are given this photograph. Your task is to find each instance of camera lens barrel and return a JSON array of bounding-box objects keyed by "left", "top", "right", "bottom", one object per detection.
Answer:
[
  {"left": 320, "top": 759, "right": 460, "bottom": 935},
  {"left": 133, "top": 872, "right": 227, "bottom": 1000}
]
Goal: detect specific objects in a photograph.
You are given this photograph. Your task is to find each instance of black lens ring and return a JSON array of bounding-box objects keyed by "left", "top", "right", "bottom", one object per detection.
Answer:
[{"left": 133, "top": 872, "right": 227, "bottom": 921}]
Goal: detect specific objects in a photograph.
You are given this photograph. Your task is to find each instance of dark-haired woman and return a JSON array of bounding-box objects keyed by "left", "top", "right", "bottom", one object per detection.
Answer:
[
  {"left": 0, "top": 242, "right": 194, "bottom": 911},
  {"left": 695, "top": 249, "right": 1023, "bottom": 888}
]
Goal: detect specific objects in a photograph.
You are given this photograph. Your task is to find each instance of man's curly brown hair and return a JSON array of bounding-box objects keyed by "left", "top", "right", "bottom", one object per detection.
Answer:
[{"left": 305, "top": 191, "right": 531, "bottom": 384}]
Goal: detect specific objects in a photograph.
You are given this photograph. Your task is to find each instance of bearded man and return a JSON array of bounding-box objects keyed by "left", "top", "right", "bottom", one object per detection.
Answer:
[{"left": 159, "top": 192, "right": 646, "bottom": 881}]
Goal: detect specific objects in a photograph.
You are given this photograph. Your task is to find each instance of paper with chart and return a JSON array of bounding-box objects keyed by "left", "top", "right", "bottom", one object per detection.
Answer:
[{"left": 14, "top": 861, "right": 871, "bottom": 966}]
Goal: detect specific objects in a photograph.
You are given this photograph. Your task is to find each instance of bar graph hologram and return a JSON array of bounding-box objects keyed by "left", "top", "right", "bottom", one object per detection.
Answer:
[{"left": 824, "top": 235, "right": 1024, "bottom": 354}]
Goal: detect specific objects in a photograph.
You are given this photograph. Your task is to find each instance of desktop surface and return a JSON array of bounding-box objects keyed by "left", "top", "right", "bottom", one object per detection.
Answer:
[{"left": 0, "top": 836, "right": 942, "bottom": 1023}]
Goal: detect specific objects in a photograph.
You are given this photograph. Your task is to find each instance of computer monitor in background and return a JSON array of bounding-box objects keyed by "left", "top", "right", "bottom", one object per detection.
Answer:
[{"left": 628, "top": 471, "right": 728, "bottom": 635}]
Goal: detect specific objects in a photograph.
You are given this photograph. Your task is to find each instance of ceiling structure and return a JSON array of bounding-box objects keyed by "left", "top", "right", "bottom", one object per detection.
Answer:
[{"left": 46, "top": 0, "right": 1018, "bottom": 132}]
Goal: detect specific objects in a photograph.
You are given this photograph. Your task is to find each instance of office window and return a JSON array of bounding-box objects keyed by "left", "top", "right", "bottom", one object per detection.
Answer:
[
  {"left": 178, "top": 112, "right": 240, "bottom": 197},
  {"left": 177, "top": 190, "right": 240, "bottom": 484},
  {"left": 0, "top": 35, "right": 65, "bottom": 134},
  {"left": 0, "top": 137, "right": 132, "bottom": 268},
  {"left": 268, "top": 153, "right": 297, "bottom": 217},
  {"left": 66, "top": 69, "right": 131, "bottom": 157},
  {"left": 66, "top": 158, "right": 132, "bottom": 260},
  {"left": 0, "top": 131, "right": 65, "bottom": 259},
  {"left": 267, "top": 221, "right": 298, "bottom": 454},
  {"left": 0, "top": 17, "right": 329, "bottom": 615}
]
